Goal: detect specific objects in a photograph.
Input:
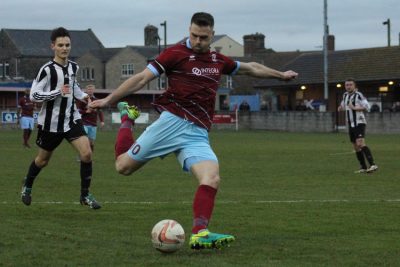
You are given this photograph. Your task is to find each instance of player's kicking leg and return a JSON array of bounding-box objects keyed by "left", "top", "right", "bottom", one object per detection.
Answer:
[
  {"left": 115, "top": 102, "right": 140, "bottom": 159},
  {"left": 114, "top": 102, "right": 144, "bottom": 175}
]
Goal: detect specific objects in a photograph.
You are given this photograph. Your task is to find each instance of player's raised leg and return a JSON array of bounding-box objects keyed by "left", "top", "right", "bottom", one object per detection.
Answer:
[{"left": 114, "top": 102, "right": 144, "bottom": 175}]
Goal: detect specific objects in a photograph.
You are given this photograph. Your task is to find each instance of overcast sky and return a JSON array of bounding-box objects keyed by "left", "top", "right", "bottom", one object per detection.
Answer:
[{"left": 1, "top": 0, "right": 399, "bottom": 52}]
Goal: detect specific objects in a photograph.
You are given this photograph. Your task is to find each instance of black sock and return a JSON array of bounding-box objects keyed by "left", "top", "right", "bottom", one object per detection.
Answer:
[
  {"left": 80, "top": 161, "right": 92, "bottom": 197},
  {"left": 24, "top": 161, "right": 42, "bottom": 188},
  {"left": 355, "top": 151, "right": 367, "bottom": 169},
  {"left": 361, "top": 146, "right": 375, "bottom": 166}
]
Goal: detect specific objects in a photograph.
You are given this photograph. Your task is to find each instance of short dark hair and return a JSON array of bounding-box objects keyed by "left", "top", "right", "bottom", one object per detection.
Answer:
[
  {"left": 345, "top": 78, "right": 356, "bottom": 84},
  {"left": 191, "top": 12, "right": 214, "bottom": 27},
  {"left": 51, "top": 27, "right": 70, "bottom": 42}
]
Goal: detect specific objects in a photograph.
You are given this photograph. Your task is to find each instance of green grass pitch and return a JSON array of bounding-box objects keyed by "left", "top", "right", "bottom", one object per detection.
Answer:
[{"left": 0, "top": 129, "right": 399, "bottom": 266}]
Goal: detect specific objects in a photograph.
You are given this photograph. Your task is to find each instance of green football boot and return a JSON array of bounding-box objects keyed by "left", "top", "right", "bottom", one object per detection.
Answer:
[
  {"left": 117, "top": 101, "right": 140, "bottom": 120},
  {"left": 189, "top": 229, "right": 235, "bottom": 250}
]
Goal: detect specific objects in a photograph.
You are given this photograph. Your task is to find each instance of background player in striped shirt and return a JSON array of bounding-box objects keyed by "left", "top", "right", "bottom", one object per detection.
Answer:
[
  {"left": 17, "top": 89, "right": 36, "bottom": 148},
  {"left": 20, "top": 27, "right": 101, "bottom": 209},
  {"left": 338, "top": 78, "right": 378, "bottom": 173},
  {"left": 76, "top": 84, "right": 105, "bottom": 154},
  {"left": 90, "top": 12, "right": 298, "bottom": 249}
]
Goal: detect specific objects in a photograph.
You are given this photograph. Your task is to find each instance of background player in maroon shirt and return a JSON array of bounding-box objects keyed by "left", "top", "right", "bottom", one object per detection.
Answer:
[
  {"left": 76, "top": 84, "right": 104, "bottom": 153},
  {"left": 90, "top": 12, "right": 298, "bottom": 250},
  {"left": 17, "top": 89, "right": 36, "bottom": 148}
]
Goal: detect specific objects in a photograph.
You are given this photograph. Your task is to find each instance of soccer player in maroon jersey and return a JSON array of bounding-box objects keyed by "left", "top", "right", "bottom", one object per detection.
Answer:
[
  {"left": 17, "top": 89, "right": 36, "bottom": 148},
  {"left": 76, "top": 84, "right": 105, "bottom": 153},
  {"left": 90, "top": 12, "right": 298, "bottom": 249}
]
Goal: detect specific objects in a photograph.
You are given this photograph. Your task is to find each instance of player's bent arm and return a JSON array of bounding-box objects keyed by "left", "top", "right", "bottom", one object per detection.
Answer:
[
  {"left": 30, "top": 78, "right": 61, "bottom": 103},
  {"left": 359, "top": 99, "right": 370, "bottom": 112},
  {"left": 101, "top": 68, "right": 156, "bottom": 106},
  {"left": 236, "top": 61, "right": 298, "bottom": 80},
  {"left": 351, "top": 105, "right": 368, "bottom": 112}
]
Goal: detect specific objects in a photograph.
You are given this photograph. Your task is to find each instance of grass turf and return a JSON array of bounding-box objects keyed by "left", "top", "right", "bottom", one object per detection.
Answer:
[{"left": 0, "top": 129, "right": 399, "bottom": 266}]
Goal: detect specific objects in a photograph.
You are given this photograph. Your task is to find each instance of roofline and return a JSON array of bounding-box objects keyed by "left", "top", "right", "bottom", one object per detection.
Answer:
[
  {"left": 86, "top": 28, "right": 105, "bottom": 49},
  {"left": 1, "top": 29, "right": 19, "bottom": 55}
]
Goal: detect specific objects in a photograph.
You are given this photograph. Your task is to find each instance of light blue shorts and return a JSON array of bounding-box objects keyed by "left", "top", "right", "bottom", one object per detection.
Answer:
[
  {"left": 84, "top": 125, "right": 97, "bottom": 141},
  {"left": 20, "top": 116, "right": 34, "bottom": 130},
  {"left": 127, "top": 111, "right": 218, "bottom": 172}
]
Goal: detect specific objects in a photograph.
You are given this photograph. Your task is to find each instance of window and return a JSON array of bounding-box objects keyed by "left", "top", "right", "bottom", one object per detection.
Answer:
[
  {"left": 81, "top": 68, "right": 87, "bottom": 81},
  {"left": 81, "top": 67, "right": 94, "bottom": 81},
  {"left": 159, "top": 75, "right": 167, "bottom": 89},
  {"left": 0, "top": 62, "right": 10, "bottom": 78},
  {"left": 122, "top": 64, "right": 134, "bottom": 76},
  {"left": 226, "top": 76, "right": 233, "bottom": 89}
]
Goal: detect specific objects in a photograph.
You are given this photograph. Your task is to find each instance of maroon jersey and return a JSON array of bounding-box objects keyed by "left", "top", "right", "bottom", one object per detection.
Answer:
[
  {"left": 18, "top": 95, "right": 34, "bottom": 117},
  {"left": 148, "top": 39, "right": 239, "bottom": 130},
  {"left": 76, "top": 95, "right": 104, "bottom": 126}
]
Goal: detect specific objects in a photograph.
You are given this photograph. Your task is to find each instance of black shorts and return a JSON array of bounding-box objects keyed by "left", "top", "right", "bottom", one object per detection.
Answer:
[
  {"left": 349, "top": 124, "right": 366, "bottom": 143},
  {"left": 35, "top": 120, "right": 87, "bottom": 151}
]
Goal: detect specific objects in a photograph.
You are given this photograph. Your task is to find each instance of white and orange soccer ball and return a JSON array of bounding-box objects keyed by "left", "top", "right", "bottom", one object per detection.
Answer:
[{"left": 151, "top": 219, "right": 185, "bottom": 253}]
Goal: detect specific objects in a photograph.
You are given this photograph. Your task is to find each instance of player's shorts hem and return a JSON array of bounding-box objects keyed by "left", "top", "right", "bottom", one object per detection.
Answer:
[{"left": 183, "top": 156, "right": 218, "bottom": 172}]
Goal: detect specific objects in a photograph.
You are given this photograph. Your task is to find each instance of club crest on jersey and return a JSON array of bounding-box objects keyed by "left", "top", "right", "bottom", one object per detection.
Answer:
[
  {"left": 189, "top": 55, "right": 196, "bottom": 61},
  {"left": 211, "top": 53, "right": 217, "bottom": 62}
]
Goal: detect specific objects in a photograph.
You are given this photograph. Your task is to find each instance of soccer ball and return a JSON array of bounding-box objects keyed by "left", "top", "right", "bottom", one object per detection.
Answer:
[{"left": 151, "top": 219, "right": 185, "bottom": 253}]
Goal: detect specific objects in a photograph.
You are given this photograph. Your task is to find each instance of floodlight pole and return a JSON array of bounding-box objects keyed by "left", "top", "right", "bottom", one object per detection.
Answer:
[{"left": 323, "top": 0, "right": 329, "bottom": 104}]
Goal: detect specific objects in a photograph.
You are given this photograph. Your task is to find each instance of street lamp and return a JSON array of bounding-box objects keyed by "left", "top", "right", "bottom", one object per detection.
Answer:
[
  {"left": 160, "top": 21, "right": 167, "bottom": 51},
  {"left": 159, "top": 22, "right": 167, "bottom": 89},
  {"left": 156, "top": 35, "right": 162, "bottom": 89},
  {"left": 382, "top": 18, "right": 391, "bottom": 47}
]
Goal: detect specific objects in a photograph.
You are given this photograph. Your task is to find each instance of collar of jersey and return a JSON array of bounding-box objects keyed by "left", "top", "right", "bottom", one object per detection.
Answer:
[
  {"left": 186, "top": 38, "right": 192, "bottom": 49},
  {"left": 52, "top": 60, "right": 69, "bottom": 69}
]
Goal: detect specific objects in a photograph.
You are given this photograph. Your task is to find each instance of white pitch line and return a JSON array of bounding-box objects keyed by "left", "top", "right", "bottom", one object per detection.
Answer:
[
  {"left": 328, "top": 151, "right": 355, "bottom": 156},
  {"left": 2, "top": 199, "right": 400, "bottom": 205}
]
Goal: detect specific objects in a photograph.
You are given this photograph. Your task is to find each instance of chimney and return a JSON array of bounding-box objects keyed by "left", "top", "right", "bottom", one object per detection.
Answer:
[
  {"left": 144, "top": 24, "right": 159, "bottom": 46},
  {"left": 327, "top": 34, "right": 335, "bottom": 51},
  {"left": 243, "top": 33, "right": 265, "bottom": 56}
]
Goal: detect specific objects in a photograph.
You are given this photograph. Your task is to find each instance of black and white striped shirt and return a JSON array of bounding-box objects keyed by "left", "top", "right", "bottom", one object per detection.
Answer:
[
  {"left": 340, "top": 90, "right": 370, "bottom": 128},
  {"left": 30, "top": 60, "right": 87, "bottom": 133}
]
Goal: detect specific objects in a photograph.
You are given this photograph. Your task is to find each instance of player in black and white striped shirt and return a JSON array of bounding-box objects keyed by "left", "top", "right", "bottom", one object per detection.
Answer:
[
  {"left": 21, "top": 27, "right": 101, "bottom": 209},
  {"left": 338, "top": 78, "right": 378, "bottom": 173}
]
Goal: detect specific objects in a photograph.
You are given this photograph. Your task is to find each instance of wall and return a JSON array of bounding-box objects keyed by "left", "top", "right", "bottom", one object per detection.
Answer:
[
  {"left": 211, "top": 36, "right": 244, "bottom": 57},
  {"left": 213, "top": 111, "right": 400, "bottom": 133},
  {"left": 2, "top": 109, "right": 400, "bottom": 134},
  {"left": 232, "top": 111, "right": 335, "bottom": 132},
  {"left": 366, "top": 112, "right": 400, "bottom": 134},
  {"left": 106, "top": 48, "right": 158, "bottom": 90},
  {"left": 76, "top": 53, "right": 104, "bottom": 89}
]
